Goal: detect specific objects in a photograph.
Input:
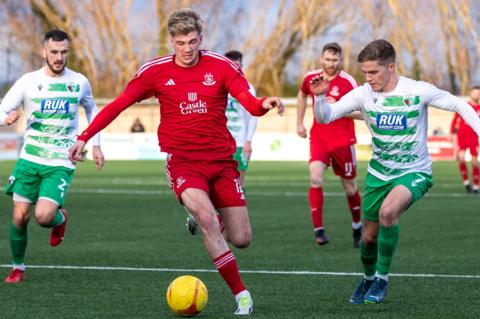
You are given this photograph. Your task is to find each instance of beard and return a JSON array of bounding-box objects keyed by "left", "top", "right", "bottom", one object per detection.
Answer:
[
  {"left": 45, "top": 57, "right": 66, "bottom": 75},
  {"left": 323, "top": 66, "right": 338, "bottom": 77}
]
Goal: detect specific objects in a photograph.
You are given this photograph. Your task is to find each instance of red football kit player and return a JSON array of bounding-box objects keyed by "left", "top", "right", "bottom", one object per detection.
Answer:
[
  {"left": 450, "top": 86, "right": 480, "bottom": 192},
  {"left": 297, "top": 43, "right": 362, "bottom": 247},
  {"left": 69, "top": 9, "right": 284, "bottom": 316}
]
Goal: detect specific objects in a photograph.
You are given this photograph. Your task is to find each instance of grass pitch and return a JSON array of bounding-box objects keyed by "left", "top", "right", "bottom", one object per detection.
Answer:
[{"left": 0, "top": 160, "right": 479, "bottom": 318}]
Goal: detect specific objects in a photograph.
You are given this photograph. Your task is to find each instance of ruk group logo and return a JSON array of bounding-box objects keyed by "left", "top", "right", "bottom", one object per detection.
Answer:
[
  {"left": 41, "top": 99, "right": 70, "bottom": 114},
  {"left": 376, "top": 113, "right": 407, "bottom": 130}
]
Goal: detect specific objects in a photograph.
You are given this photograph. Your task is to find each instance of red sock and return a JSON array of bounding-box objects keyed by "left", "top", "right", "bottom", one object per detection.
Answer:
[
  {"left": 473, "top": 165, "right": 479, "bottom": 187},
  {"left": 309, "top": 187, "right": 324, "bottom": 229},
  {"left": 459, "top": 161, "right": 469, "bottom": 183},
  {"left": 347, "top": 191, "right": 362, "bottom": 224},
  {"left": 213, "top": 250, "right": 245, "bottom": 295}
]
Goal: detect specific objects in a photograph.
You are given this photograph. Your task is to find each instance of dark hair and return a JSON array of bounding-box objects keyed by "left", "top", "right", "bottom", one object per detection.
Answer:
[
  {"left": 44, "top": 29, "right": 69, "bottom": 42},
  {"left": 357, "top": 39, "right": 396, "bottom": 65},
  {"left": 472, "top": 86, "right": 480, "bottom": 91},
  {"left": 225, "top": 50, "right": 243, "bottom": 63},
  {"left": 322, "top": 42, "right": 342, "bottom": 55}
]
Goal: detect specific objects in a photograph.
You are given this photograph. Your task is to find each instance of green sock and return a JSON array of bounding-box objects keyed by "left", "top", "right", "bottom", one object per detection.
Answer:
[
  {"left": 377, "top": 224, "right": 400, "bottom": 275},
  {"left": 49, "top": 210, "right": 65, "bottom": 227},
  {"left": 360, "top": 240, "right": 377, "bottom": 277},
  {"left": 9, "top": 222, "right": 27, "bottom": 265}
]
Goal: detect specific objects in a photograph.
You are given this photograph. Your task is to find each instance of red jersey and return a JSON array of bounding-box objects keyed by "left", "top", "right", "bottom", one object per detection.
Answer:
[
  {"left": 78, "top": 50, "right": 267, "bottom": 160},
  {"left": 450, "top": 101, "right": 480, "bottom": 141},
  {"left": 301, "top": 70, "right": 357, "bottom": 147}
]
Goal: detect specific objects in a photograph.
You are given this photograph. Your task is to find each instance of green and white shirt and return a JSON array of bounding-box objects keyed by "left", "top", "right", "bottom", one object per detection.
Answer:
[
  {"left": 0, "top": 67, "right": 100, "bottom": 169},
  {"left": 314, "top": 76, "right": 480, "bottom": 180},
  {"left": 226, "top": 83, "right": 257, "bottom": 146}
]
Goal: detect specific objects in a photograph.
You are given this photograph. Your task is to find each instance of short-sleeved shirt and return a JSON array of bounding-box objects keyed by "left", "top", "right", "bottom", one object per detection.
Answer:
[
  {"left": 0, "top": 67, "right": 100, "bottom": 169},
  {"left": 301, "top": 70, "right": 358, "bottom": 148}
]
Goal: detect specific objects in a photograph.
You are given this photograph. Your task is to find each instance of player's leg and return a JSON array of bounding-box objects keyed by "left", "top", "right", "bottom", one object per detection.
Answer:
[
  {"left": 5, "top": 198, "right": 33, "bottom": 283},
  {"left": 4, "top": 159, "right": 39, "bottom": 283},
  {"left": 333, "top": 145, "right": 362, "bottom": 247},
  {"left": 182, "top": 189, "right": 252, "bottom": 315},
  {"left": 34, "top": 199, "right": 68, "bottom": 247},
  {"left": 457, "top": 148, "right": 471, "bottom": 192},
  {"left": 36, "top": 166, "right": 73, "bottom": 247},
  {"left": 234, "top": 146, "right": 249, "bottom": 193},
  {"left": 210, "top": 161, "right": 253, "bottom": 315},
  {"left": 350, "top": 173, "right": 387, "bottom": 304},
  {"left": 349, "top": 220, "right": 378, "bottom": 304},
  {"left": 309, "top": 160, "right": 329, "bottom": 245},
  {"left": 363, "top": 185, "right": 409, "bottom": 304},
  {"left": 364, "top": 172, "right": 433, "bottom": 304},
  {"left": 218, "top": 206, "right": 251, "bottom": 249},
  {"left": 469, "top": 143, "right": 479, "bottom": 193},
  {"left": 168, "top": 156, "right": 252, "bottom": 315},
  {"left": 308, "top": 136, "right": 330, "bottom": 245}
]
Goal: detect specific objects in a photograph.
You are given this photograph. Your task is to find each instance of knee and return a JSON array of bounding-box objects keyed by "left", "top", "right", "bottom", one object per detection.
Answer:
[
  {"left": 379, "top": 206, "right": 398, "bottom": 228},
  {"left": 35, "top": 207, "right": 56, "bottom": 227},
  {"left": 12, "top": 210, "right": 30, "bottom": 228},
  {"left": 344, "top": 184, "right": 357, "bottom": 197},
  {"left": 310, "top": 175, "right": 323, "bottom": 188},
  {"left": 362, "top": 232, "right": 377, "bottom": 247},
  {"left": 230, "top": 230, "right": 252, "bottom": 249}
]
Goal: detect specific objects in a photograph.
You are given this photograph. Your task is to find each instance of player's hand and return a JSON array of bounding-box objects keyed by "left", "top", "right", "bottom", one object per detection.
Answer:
[
  {"left": 262, "top": 97, "right": 285, "bottom": 116},
  {"left": 310, "top": 75, "right": 329, "bottom": 96},
  {"left": 5, "top": 111, "right": 20, "bottom": 125},
  {"left": 92, "top": 146, "right": 105, "bottom": 171},
  {"left": 297, "top": 123, "right": 307, "bottom": 138},
  {"left": 69, "top": 140, "right": 86, "bottom": 164},
  {"left": 243, "top": 141, "right": 252, "bottom": 158}
]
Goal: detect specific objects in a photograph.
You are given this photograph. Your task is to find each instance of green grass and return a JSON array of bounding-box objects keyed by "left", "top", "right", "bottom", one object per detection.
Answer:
[{"left": 0, "top": 160, "right": 479, "bottom": 318}]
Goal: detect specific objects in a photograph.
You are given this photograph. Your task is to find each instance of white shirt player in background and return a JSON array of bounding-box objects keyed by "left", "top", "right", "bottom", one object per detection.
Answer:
[
  {"left": 224, "top": 50, "right": 258, "bottom": 192},
  {"left": 0, "top": 29, "right": 104, "bottom": 283},
  {"left": 311, "top": 39, "right": 480, "bottom": 305}
]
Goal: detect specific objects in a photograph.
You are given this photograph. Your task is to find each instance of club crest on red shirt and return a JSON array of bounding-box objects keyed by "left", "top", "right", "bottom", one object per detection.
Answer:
[{"left": 202, "top": 73, "right": 216, "bottom": 86}]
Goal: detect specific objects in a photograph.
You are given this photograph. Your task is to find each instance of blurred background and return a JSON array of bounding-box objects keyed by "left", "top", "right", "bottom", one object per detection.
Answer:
[{"left": 0, "top": 0, "right": 479, "bottom": 161}]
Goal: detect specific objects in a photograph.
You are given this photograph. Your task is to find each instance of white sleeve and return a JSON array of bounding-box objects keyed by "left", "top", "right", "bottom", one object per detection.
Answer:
[
  {"left": 0, "top": 76, "right": 26, "bottom": 125},
  {"left": 80, "top": 77, "right": 101, "bottom": 146},
  {"left": 245, "top": 83, "right": 257, "bottom": 141},
  {"left": 424, "top": 83, "right": 480, "bottom": 136},
  {"left": 313, "top": 87, "right": 363, "bottom": 123}
]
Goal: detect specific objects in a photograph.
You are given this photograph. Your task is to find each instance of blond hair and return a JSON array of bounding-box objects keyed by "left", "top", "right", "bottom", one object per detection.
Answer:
[{"left": 168, "top": 8, "right": 203, "bottom": 36}]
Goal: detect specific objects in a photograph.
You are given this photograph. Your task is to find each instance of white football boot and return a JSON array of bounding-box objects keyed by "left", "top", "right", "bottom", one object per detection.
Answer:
[{"left": 234, "top": 290, "right": 253, "bottom": 315}]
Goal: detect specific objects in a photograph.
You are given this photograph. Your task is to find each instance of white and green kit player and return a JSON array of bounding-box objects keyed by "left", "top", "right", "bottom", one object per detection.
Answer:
[
  {"left": 311, "top": 39, "right": 480, "bottom": 304},
  {"left": 225, "top": 50, "right": 258, "bottom": 192},
  {"left": 0, "top": 29, "right": 104, "bottom": 283}
]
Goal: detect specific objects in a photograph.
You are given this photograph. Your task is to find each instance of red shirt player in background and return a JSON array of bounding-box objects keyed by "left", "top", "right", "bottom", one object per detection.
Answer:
[
  {"left": 68, "top": 8, "right": 284, "bottom": 316},
  {"left": 296, "top": 42, "right": 363, "bottom": 247},
  {"left": 450, "top": 86, "right": 480, "bottom": 193}
]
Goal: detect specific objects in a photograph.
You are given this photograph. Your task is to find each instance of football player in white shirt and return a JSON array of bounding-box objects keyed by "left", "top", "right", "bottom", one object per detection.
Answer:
[
  {"left": 311, "top": 39, "right": 480, "bottom": 304},
  {"left": 0, "top": 29, "right": 104, "bottom": 283}
]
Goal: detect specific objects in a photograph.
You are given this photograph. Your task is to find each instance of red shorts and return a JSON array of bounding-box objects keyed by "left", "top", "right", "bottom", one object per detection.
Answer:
[
  {"left": 309, "top": 142, "right": 357, "bottom": 179},
  {"left": 457, "top": 137, "right": 479, "bottom": 156},
  {"left": 165, "top": 154, "right": 246, "bottom": 208}
]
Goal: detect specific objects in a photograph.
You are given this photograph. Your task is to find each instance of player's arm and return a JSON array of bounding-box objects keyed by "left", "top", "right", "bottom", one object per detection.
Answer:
[
  {"left": 69, "top": 74, "right": 153, "bottom": 164},
  {"left": 0, "top": 76, "right": 26, "bottom": 126},
  {"left": 227, "top": 69, "right": 284, "bottom": 117},
  {"left": 296, "top": 90, "right": 308, "bottom": 138},
  {"left": 310, "top": 75, "right": 361, "bottom": 123},
  {"left": 344, "top": 111, "right": 363, "bottom": 120},
  {"left": 427, "top": 85, "right": 480, "bottom": 136},
  {"left": 79, "top": 77, "right": 105, "bottom": 170},
  {"left": 243, "top": 86, "right": 258, "bottom": 156}
]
